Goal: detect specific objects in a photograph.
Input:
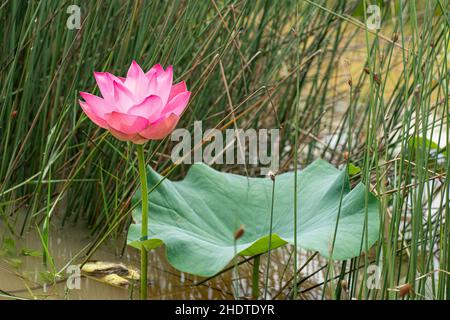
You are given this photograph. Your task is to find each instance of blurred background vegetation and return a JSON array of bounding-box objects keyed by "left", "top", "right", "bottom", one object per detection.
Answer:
[{"left": 1, "top": 0, "right": 449, "bottom": 299}]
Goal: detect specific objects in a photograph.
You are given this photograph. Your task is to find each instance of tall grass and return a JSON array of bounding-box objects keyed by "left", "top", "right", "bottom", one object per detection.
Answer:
[{"left": 1, "top": 0, "right": 449, "bottom": 299}]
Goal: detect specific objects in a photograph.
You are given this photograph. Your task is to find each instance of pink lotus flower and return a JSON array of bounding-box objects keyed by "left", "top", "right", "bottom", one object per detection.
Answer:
[{"left": 79, "top": 61, "right": 191, "bottom": 144}]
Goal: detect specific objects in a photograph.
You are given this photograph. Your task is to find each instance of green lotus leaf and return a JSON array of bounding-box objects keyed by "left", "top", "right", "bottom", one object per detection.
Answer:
[{"left": 127, "top": 159, "right": 380, "bottom": 277}]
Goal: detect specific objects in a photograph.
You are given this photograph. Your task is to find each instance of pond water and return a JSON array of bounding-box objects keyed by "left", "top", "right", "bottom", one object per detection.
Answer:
[{"left": 0, "top": 219, "right": 322, "bottom": 300}]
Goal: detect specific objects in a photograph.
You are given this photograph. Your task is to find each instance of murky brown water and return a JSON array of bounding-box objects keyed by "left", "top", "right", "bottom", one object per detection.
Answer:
[{"left": 0, "top": 219, "right": 322, "bottom": 300}]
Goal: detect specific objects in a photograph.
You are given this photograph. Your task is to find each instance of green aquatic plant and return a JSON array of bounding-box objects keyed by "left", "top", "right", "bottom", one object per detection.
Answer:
[
  {"left": 128, "top": 159, "right": 380, "bottom": 277},
  {"left": 79, "top": 61, "right": 191, "bottom": 299}
]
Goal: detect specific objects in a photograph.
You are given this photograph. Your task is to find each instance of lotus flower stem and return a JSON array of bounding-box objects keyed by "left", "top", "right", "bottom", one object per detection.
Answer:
[
  {"left": 137, "top": 144, "right": 149, "bottom": 300},
  {"left": 252, "top": 255, "right": 260, "bottom": 299}
]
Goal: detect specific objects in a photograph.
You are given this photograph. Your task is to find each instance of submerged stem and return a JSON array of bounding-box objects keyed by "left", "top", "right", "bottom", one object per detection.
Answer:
[{"left": 137, "top": 144, "right": 149, "bottom": 300}]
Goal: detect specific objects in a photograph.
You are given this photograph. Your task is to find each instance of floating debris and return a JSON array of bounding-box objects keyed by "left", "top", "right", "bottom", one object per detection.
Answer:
[{"left": 81, "top": 261, "right": 140, "bottom": 287}]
